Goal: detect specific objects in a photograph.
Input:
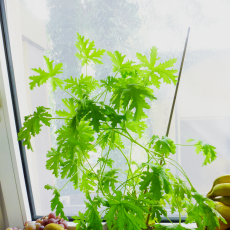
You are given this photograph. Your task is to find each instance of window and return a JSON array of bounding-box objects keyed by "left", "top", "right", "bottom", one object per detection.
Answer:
[{"left": 0, "top": 0, "right": 230, "bottom": 227}]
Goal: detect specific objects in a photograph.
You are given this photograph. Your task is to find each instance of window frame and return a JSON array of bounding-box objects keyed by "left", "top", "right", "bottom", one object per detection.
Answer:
[{"left": 0, "top": 0, "right": 31, "bottom": 226}]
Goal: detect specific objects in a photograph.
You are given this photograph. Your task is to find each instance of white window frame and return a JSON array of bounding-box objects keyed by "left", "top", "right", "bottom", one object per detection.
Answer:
[{"left": 0, "top": 0, "right": 31, "bottom": 228}]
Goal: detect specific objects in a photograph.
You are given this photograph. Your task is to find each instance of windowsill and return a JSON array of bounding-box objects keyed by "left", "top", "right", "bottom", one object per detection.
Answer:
[{"left": 67, "top": 222, "right": 197, "bottom": 230}]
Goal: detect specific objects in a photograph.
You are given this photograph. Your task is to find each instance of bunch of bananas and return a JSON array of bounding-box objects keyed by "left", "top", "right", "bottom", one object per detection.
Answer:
[{"left": 207, "top": 175, "right": 230, "bottom": 230}]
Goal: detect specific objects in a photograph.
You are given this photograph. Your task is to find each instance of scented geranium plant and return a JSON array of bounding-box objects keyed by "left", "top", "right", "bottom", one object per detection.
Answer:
[{"left": 18, "top": 33, "right": 225, "bottom": 230}]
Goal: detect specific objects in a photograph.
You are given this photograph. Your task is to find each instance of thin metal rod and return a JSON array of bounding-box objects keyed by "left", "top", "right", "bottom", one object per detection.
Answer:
[{"left": 166, "top": 27, "right": 190, "bottom": 137}]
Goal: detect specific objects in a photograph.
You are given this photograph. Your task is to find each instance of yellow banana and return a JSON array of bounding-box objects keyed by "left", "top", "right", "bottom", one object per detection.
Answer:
[
  {"left": 207, "top": 175, "right": 230, "bottom": 197},
  {"left": 207, "top": 183, "right": 230, "bottom": 199},
  {"left": 216, "top": 218, "right": 230, "bottom": 230},
  {"left": 214, "top": 196, "right": 230, "bottom": 206},
  {"left": 215, "top": 202, "right": 230, "bottom": 222}
]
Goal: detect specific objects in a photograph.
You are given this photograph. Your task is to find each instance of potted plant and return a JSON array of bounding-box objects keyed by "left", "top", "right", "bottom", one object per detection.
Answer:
[{"left": 18, "top": 33, "right": 225, "bottom": 230}]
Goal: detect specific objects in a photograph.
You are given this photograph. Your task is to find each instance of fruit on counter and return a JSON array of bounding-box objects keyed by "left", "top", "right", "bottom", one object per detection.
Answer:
[
  {"left": 215, "top": 202, "right": 230, "bottom": 222},
  {"left": 25, "top": 223, "right": 36, "bottom": 230},
  {"left": 214, "top": 196, "right": 230, "bottom": 206},
  {"left": 23, "top": 213, "right": 68, "bottom": 230},
  {"left": 207, "top": 183, "right": 230, "bottom": 199},
  {"left": 6, "top": 228, "right": 22, "bottom": 230},
  {"left": 44, "top": 224, "right": 64, "bottom": 230},
  {"left": 207, "top": 175, "right": 230, "bottom": 197},
  {"left": 216, "top": 218, "right": 230, "bottom": 230}
]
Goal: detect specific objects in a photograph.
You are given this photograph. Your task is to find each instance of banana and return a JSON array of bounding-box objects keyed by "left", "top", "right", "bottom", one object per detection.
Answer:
[
  {"left": 214, "top": 196, "right": 230, "bottom": 206},
  {"left": 215, "top": 202, "right": 230, "bottom": 222},
  {"left": 207, "top": 183, "right": 230, "bottom": 199},
  {"left": 207, "top": 175, "right": 230, "bottom": 197},
  {"left": 216, "top": 218, "right": 230, "bottom": 230}
]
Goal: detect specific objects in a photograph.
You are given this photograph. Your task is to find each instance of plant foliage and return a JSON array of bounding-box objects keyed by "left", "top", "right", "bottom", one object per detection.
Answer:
[{"left": 18, "top": 34, "right": 221, "bottom": 230}]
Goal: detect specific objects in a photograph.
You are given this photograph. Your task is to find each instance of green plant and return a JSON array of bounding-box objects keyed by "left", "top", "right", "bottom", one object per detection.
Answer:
[{"left": 18, "top": 33, "right": 225, "bottom": 230}]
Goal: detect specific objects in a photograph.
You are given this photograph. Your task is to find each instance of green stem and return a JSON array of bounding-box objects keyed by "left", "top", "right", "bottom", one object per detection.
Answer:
[
  {"left": 59, "top": 171, "right": 78, "bottom": 192},
  {"left": 167, "top": 157, "right": 196, "bottom": 191},
  {"left": 115, "top": 144, "right": 133, "bottom": 181},
  {"left": 165, "top": 216, "right": 175, "bottom": 225},
  {"left": 177, "top": 197, "right": 182, "bottom": 225},
  {"left": 115, "top": 130, "right": 150, "bottom": 155},
  {"left": 113, "top": 174, "right": 142, "bottom": 194},
  {"left": 96, "top": 90, "right": 106, "bottom": 102},
  {"left": 103, "top": 90, "right": 108, "bottom": 104},
  {"left": 56, "top": 82, "right": 77, "bottom": 99},
  {"left": 92, "top": 90, "right": 106, "bottom": 101},
  {"left": 101, "top": 148, "right": 111, "bottom": 176},
  {"left": 81, "top": 152, "right": 106, "bottom": 197},
  {"left": 124, "top": 141, "right": 134, "bottom": 194}
]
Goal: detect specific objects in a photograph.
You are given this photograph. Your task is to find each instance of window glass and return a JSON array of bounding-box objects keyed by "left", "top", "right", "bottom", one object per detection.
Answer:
[{"left": 8, "top": 0, "right": 230, "bottom": 217}]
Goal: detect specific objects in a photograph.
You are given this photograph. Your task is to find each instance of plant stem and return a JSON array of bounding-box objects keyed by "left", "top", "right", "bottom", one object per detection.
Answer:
[
  {"left": 116, "top": 130, "right": 149, "bottom": 153},
  {"left": 96, "top": 90, "right": 106, "bottom": 102},
  {"left": 115, "top": 144, "right": 133, "bottom": 182},
  {"left": 56, "top": 82, "right": 77, "bottom": 99},
  {"left": 101, "top": 148, "right": 111, "bottom": 176},
  {"left": 167, "top": 158, "right": 196, "bottom": 191},
  {"left": 103, "top": 90, "right": 108, "bottom": 104},
  {"left": 124, "top": 141, "right": 134, "bottom": 194},
  {"left": 59, "top": 171, "right": 78, "bottom": 192},
  {"left": 146, "top": 208, "right": 151, "bottom": 226},
  {"left": 81, "top": 151, "right": 106, "bottom": 197},
  {"left": 92, "top": 90, "right": 106, "bottom": 101},
  {"left": 113, "top": 174, "right": 142, "bottom": 194}
]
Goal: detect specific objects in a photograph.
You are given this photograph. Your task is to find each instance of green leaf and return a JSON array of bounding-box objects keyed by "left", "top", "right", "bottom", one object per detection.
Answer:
[
  {"left": 56, "top": 98, "right": 78, "bottom": 119},
  {"left": 137, "top": 47, "right": 177, "bottom": 88},
  {"left": 97, "top": 128, "right": 124, "bottom": 150},
  {"left": 101, "top": 169, "right": 119, "bottom": 194},
  {"left": 100, "top": 76, "right": 118, "bottom": 92},
  {"left": 64, "top": 74, "right": 99, "bottom": 99},
  {"left": 56, "top": 121, "right": 95, "bottom": 157},
  {"left": 18, "top": 106, "right": 52, "bottom": 151},
  {"left": 194, "top": 141, "right": 217, "bottom": 166},
  {"left": 97, "top": 157, "right": 114, "bottom": 168},
  {"left": 149, "top": 135, "right": 176, "bottom": 157},
  {"left": 44, "top": 184, "right": 57, "bottom": 191},
  {"left": 77, "top": 100, "right": 107, "bottom": 132},
  {"left": 84, "top": 201, "right": 103, "bottom": 230},
  {"left": 60, "top": 158, "right": 79, "bottom": 189},
  {"left": 111, "top": 84, "right": 156, "bottom": 120},
  {"left": 46, "top": 148, "right": 64, "bottom": 178},
  {"left": 151, "top": 205, "right": 168, "bottom": 223},
  {"left": 80, "top": 171, "right": 97, "bottom": 193},
  {"left": 44, "top": 186, "right": 68, "bottom": 221},
  {"left": 139, "top": 165, "right": 171, "bottom": 200},
  {"left": 103, "top": 104, "right": 126, "bottom": 128},
  {"left": 125, "top": 110, "right": 147, "bottom": 138},
  {"left": 185, "top": 192, "right": 221, "bottom": 230},
  {"left": 75, "top": 33, "right": 105, "bottom": 66},
  {"left": 172, "top": 175, "right": 192, "bottom": 200},
  {"left": 51, "top": 190, "right": 68, "bottom": 221},
  {"left": 154, "top": 224, "right": 187, "bottom": 230},
  {"left": 107, "top": 51, "right": 136, "bottom": 77},
  {"left": 105, "top": 192, "right": 146, "bottom": 230},
  {"left": 72, "top": 212, "right": 87, "bottom": 230},
  {"left": 29, "top": 56, "right": 63, "bottom": 90}
]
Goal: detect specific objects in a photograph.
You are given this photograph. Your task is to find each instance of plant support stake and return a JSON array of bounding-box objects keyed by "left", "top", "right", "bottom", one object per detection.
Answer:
[{"left": 166, "top": 27, "right": 190, "bottom": 137}]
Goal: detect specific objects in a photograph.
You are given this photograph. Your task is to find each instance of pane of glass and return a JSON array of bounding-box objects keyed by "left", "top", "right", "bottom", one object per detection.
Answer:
[{"left": 7, "top": 0, "right": 230, "bottom": 218}]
